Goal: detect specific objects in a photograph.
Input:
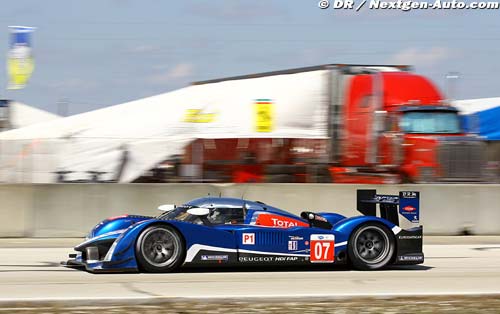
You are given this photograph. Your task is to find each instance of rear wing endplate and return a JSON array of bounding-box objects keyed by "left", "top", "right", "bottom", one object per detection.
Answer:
[{"left": 357, "top": 189, "right": 420, "bottom": 226}]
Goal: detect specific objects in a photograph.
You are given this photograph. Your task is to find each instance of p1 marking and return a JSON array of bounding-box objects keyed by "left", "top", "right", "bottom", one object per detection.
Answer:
[{"left": 242, "top": 233, "right": 255, "bottom": 245}]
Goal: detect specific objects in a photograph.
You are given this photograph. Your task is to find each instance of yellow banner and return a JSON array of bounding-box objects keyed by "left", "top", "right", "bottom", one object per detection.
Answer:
[
  {"left": 7, "top": 26, "right": 36, "bottom": 90},
  {"left": 7, "top": 56, "right": 34, "bottom": 90},
  {"left": 254, "top": 99, "right": 274, "bottom": 132}
]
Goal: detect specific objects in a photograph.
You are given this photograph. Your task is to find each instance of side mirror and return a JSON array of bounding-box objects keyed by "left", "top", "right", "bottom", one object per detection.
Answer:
[
  {"left": 187, "top": 207, "right": 210, "bottom": 216},
  {"left": 374, "top": 110, "right": 388, "bottom": 133},
  {"left": 366, "top": 110, "right": 387, "bottom": 164},
  {"left": 158, "top": 204, "right": 176, "bottom": 212}
]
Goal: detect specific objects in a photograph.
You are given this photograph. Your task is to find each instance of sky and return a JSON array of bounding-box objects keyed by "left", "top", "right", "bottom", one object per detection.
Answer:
[{"left": 0, "top": 0, "right": 499, "bottom": 115}]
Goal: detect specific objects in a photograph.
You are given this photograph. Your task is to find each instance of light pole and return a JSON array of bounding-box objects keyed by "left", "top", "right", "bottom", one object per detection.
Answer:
[
  {"left": 445, "top": 71, "right": 460, "bottom": 102},
  {"left": 57, "top": 98, "right": 69, "bottom": 117}
]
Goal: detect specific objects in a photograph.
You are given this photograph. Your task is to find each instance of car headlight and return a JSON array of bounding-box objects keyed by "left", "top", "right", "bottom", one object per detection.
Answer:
[
  {"left": 103, "top": 240, "right": 118, "bottom": 262},
  {"left": 103, "top": 231, "right": 126, "bottom": 262}
]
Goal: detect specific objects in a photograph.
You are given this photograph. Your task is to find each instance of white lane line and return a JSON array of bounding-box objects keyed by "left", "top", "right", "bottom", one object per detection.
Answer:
[{"left": 1, "top": 291, "right": 500, "bottom": 303}]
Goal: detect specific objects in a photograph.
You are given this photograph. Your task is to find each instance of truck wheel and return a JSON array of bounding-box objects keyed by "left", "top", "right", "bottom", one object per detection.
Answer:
[
  {"left": 348, "top": 223, "right": 395, "bottom": 270},
  {"left": 136, "top": 225, "right": 185, "bottom": 273}
]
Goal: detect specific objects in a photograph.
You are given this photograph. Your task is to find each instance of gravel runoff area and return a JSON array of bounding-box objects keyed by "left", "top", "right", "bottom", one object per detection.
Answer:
[{"left": 1, "top": 295, "right": 500, "bottom": 314}]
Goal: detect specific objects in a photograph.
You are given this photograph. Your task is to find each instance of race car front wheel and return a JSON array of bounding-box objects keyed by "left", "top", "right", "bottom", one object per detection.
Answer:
[
  {"left": 136, "top": 225, "right": 185, "bottom": 273},
  {"left": 348, "top": 223, "right": 395, "bottom": 270}
]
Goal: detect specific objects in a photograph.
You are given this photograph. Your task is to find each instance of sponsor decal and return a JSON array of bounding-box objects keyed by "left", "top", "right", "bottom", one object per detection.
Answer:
[
  {"left": 201, "top": 255, "right": 229, "bottom": 261},
  {"left": 183, "top": 108, "right": 217, "bottom": 123},
  {"left": 288, "top": 240, "right": 298, "bottom": 251},
  {"left": 255, "top": 213, "right": 309, "bottom": 228},
  {"left": 314, "top": 215, "right": 328, "bottom": 222},
  {"left": 185, "top": 244, "right": 237, "bottom": 263},
  {"left": 289, "top": 235, "right": 304, "bottom": 241},
  {"left": 398, "top": 255, "right": 424, "bottom": 262},
  {"left": 399, "top": 191, "right": 420, "bottom": 223},
  {"left": 239, "top": 256, "right": 300, "bottom": 263},
  {"left": 398, "top": 235, "right": 422, "bottom": 240},
  {"left": 310, "top": 234, "right": 335, "bottom": 263},
  {"left": 242, "top": 233, "right": 255, "bottom": 245},
  {"left": 403, "top": 205, "right": 416, "bottom": 212},
  {"left": 402, "top": 191, "right": 417, "bottom": 198},
  {"left": 374, "top": 195, "right": 399, "bottom": 203}
]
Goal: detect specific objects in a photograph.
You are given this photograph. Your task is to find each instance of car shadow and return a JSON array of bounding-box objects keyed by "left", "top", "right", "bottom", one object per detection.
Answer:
[
  {"left": 56, "top": 262, "right": 433, "bottom": 274},
  {"left": 177, "top": 264, "right": 433, "bottom": 273},
  {"left": 384, "top": 264, "right": 433, "bottom": 271}
]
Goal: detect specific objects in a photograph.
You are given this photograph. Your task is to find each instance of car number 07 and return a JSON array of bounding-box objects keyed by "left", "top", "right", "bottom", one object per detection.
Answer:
[
  {"left": 314, "top": 242, "right": 331, "bottom": 259},
  {"left": 310, "top": 234, "right": 334, "bottom": 263}
]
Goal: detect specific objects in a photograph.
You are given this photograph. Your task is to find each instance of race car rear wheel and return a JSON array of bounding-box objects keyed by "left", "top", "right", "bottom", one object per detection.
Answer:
[
  {"left": 136, "top": 225, "right": 185, "bottom": 273},
  {"left": 348, "top": 223, "right": 394, "bottom": 270}
]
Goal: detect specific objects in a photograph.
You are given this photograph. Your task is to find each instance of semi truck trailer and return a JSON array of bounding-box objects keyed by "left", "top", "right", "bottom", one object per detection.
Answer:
[{"left": 145, "top": 64, "right": 488, "bottom": 183}]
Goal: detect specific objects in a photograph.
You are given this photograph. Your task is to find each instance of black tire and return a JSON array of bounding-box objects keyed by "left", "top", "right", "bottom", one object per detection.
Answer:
[
  {"left": 135, "top": 225, "right": 185, "bottom": 273},
  {"left": 348, "top": 223, "right": 395, "bottom": 270}
]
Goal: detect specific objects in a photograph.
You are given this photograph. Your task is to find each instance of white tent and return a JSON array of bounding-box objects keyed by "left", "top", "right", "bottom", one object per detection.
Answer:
[
  {"left": 4, "top": 101, "right": 60, "bottom": 129},
  {"left": 0, "top": 69, "right": 330, "bottom": 183},
  {"left": 0, "top": 88, "right": 197, "bottom": 183}
]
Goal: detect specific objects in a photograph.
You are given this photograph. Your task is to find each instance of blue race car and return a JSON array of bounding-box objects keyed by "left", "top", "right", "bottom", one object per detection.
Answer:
[{"left": 65, "top": 189, "right": 423, "bottom": 273}]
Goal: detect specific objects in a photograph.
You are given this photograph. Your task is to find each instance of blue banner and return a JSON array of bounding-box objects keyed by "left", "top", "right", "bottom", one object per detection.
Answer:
[{"left": 7, "top": 26, "right": 36, "bottom": 90}]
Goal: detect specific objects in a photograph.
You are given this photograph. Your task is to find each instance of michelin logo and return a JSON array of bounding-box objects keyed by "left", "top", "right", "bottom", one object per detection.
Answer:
[
  {"left": 398, "top": 255, "right": 424, "bottom": 261},
  {"left": 201, "top": 255, "right": 229, "bottom": 261}
]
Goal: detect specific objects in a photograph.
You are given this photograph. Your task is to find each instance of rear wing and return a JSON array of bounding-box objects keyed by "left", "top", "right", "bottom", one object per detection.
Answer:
[{"left": 357, "top": 190, "right": 420, "bottom": 227}]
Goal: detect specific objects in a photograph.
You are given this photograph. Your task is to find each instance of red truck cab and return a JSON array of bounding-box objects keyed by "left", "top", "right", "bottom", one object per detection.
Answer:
[{"left": 333, "top": 71, "right": 485, "bottom": 183}]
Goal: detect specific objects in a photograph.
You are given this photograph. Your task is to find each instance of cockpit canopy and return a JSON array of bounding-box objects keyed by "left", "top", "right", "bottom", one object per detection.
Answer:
[
  {"left": 157, "top": 197, "right": 306, "bottom": 227},
  {"left": 159, "top": 204, "right": 245, "bottom": 225}
]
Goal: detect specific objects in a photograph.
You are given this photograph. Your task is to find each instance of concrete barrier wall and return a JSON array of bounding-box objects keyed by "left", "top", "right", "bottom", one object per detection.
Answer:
[{"left": 0, "top": 183, "right": 499, "bottom": 237}]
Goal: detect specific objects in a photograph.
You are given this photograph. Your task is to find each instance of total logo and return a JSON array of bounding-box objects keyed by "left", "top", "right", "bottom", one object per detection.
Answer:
[
  {"left": 271, "top": 218, "right": 299, "bottom": 228},
  {"left": 403, "top": 205, "right": 416, "bottom": 212},
  {"left": 255, "top": 213, "right": 309, "bottom": 228}
]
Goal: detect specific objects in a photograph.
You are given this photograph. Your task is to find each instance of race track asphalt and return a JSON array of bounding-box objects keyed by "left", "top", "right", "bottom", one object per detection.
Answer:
[{"left": 0, "top": 238, "right": 499, "bottom": 303}]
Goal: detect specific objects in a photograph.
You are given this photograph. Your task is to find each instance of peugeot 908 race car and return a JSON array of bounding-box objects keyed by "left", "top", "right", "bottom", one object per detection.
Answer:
[{"left": 64, "top": 189, "right": 423, "bottom": 273}]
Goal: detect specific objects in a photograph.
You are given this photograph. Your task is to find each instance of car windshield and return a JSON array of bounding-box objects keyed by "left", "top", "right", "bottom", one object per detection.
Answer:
[
  {"left": 157, "top": 205, "right": 245, "bottom": 225},
  {"left": 400, "top": 111, "right": 461, "bottom": 134},
  {"left": 158, "top": 206, "right": 203, "bottom": 224}
]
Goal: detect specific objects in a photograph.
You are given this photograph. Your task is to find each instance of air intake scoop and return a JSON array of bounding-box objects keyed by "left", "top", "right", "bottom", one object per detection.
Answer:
[{"left": 300, "top": 211, "right": 333, "bottom": 229}]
